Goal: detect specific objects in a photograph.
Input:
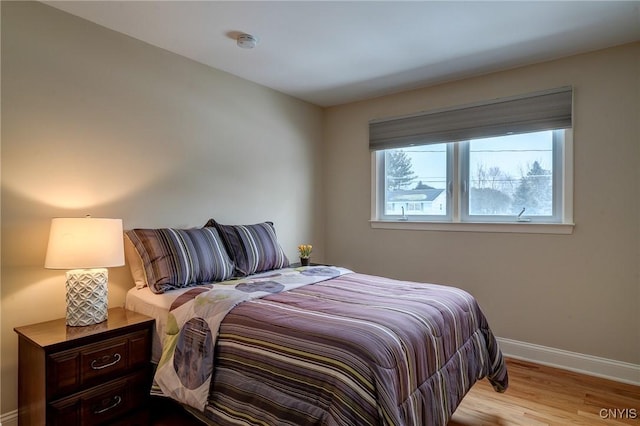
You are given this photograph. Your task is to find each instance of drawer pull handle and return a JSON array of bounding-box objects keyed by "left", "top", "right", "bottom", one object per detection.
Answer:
[
  {"left": 90, "top": 353, "right": 121, "bottom": 370},
  {"left": 94, "top": 395, "right": 122, "bottom": 414}
]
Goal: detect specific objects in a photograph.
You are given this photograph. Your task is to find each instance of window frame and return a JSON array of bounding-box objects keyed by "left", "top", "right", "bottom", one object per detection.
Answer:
[
  {"left": 376, "top": 143, "right": 454, "bottom": 223},
  {"left": 459, "top": 129, "right": 565, "bottom": 224},
  {"left": 371, "top": 129, "right": 574, "bottom": 234}
]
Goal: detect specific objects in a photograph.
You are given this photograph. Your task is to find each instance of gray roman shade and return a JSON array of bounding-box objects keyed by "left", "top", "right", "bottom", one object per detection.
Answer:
[{"left": 369, "top": 87, "right": 573, "bottom": 151}]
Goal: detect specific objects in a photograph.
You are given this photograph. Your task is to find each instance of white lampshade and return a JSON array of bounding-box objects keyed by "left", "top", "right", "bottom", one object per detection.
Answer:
[
  {"left": 45, "top": 217, "right": 124, "bottom": 326},
  {"left": 45, "top": 217, "right": 124, "bottom": 269}
]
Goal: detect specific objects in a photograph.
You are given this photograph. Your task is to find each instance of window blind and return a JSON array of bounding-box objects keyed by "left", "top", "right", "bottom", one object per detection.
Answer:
[{"left": 369, "top": 87, "right": 572, "bottom": 151}]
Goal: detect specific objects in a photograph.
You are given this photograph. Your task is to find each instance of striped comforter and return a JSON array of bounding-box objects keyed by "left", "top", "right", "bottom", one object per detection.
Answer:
[{"left": 194, "top": 270, "right": 508, "bottom": 425}]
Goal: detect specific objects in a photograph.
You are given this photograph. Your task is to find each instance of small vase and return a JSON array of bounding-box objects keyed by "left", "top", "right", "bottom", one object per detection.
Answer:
[{"left": 300, "top": 257, "right": 310, "bottom": 266}]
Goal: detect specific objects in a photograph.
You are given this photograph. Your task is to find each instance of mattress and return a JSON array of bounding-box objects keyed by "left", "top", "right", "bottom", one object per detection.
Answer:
[
  {"left": 124, "top": 267, "right": 309, "bottom": 363},
  {"left": 125, "top": 285, "right": 189, "bottom": 363}
]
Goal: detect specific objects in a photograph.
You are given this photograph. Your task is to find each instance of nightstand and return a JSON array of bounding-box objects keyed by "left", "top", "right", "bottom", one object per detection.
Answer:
[{"left": 14, "top": 307, "right": 154, "bottom": 425}]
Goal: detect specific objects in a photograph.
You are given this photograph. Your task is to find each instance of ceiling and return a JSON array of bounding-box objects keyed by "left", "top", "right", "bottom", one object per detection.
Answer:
[{"left": 45, "top": 1, "right": 640, "bottom": 107}]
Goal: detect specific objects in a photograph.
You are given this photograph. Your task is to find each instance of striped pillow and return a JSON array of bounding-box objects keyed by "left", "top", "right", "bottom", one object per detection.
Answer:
[
  {"left": 125, "top": 227, "right": 234, "bottom": 294},
  {"left": 205, "top": 220, "right": 289, "bottom": 277}
]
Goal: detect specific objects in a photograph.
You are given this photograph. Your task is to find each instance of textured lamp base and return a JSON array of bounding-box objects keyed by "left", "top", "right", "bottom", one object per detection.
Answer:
[{"left": 66, "top": 268, "right": 109, "bottom": 326}]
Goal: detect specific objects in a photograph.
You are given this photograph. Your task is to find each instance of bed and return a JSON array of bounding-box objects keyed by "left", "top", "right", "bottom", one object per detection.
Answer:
[{"left": 123, "top": 222, "right": 508, "bottom": 426}]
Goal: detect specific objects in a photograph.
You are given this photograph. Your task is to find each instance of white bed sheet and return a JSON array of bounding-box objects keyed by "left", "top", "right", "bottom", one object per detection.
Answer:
[{"left": 125, "top": 285, "right": 195, "bottom": 363}]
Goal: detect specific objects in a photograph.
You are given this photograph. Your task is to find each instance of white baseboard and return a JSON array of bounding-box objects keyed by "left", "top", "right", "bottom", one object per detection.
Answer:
[
  {"left": 0, "top": 409, "right": 17, "bottom": 426},
  {"left": 497, "top": 337, "right": 640, "bottom": 386}
]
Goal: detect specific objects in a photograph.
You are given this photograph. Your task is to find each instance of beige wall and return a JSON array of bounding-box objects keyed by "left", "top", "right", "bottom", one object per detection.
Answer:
[
  {"left": 324, "top": 43, "right": 640, "bottom": 365},
  {"left": 1, "top": 2, "right": 324, "bottom": 414},
  {"left": 2, "top": 0, "right": 639, "bottom": 419}
]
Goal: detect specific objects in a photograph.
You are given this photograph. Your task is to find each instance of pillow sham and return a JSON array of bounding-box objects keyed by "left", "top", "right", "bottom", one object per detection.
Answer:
[
  {"left": 125, "top": 227, "right": 234, "bottom": 294},
  {"left": 205, "top": 219, "right": 289, "bottom": 277}
]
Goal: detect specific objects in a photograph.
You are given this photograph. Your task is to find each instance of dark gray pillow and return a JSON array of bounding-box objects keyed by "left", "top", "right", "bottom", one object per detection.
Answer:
[{"left": 205, "top": 219, "right": 289, "bottom": 277}]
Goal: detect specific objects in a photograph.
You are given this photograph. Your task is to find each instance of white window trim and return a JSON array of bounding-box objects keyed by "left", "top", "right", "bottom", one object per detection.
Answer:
[
  {"left": 459, "top": 130, "right": 564, "bottom": 224},
  {"left": 369, "top": 220, "right": 575, "bottom": 235},
  {"left": 370, "top": 130, "right": 574, "bottom": 235},
  {"left": 375, "top": 144, "right": 454, "bottom": 222}
]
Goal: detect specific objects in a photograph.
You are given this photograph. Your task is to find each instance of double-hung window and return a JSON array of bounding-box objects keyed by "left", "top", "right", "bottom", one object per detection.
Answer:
[{"left": 370, "top": 87, "right": 574, "bottom": 233}]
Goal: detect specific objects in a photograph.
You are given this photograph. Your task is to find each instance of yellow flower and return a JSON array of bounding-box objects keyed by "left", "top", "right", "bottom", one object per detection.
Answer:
[{"left": 298, "top": 244, "right": 312, "bottom": 258}]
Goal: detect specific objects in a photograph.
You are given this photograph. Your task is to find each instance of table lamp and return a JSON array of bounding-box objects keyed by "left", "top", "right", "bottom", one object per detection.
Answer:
[{"left": 45, "top": 217, "right": 124, "bottom": 326}]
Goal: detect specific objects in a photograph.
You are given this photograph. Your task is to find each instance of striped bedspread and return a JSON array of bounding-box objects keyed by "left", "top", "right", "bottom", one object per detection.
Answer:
[
  {"left": 194, "top": 269, "right": 508, "bottom": 425},
  {"left": 152, "top": 266, "right": 353, "bottom": 409}
]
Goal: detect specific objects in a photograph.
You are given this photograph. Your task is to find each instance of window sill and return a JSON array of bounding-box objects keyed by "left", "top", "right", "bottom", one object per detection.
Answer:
[{"left": 369, "top": 220, "right": 574, "bottom": 234}]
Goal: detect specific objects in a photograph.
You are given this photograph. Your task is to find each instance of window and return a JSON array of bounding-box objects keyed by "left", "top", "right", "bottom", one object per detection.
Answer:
[
  {"left": 370, "top": 88, "right": 574, "bottom": 232},
  {"left": 464, "top": 129, "right": 568, "bottom": 223},
  {"left": 382, "top": 143, "right": 451, "bottom": 220}
]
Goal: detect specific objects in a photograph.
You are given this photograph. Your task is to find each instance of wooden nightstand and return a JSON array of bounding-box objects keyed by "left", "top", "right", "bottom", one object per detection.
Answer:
[{"left": 14, "top": 307, "right": 154, "bottom": 426}]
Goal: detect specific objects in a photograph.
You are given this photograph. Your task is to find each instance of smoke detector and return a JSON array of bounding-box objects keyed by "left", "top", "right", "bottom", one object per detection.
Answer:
[{"left": 237, "top": 33, "right": 259, "bottom": 49}]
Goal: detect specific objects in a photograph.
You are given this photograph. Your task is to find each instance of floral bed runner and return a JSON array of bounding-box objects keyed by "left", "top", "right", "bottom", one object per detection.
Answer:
[{"left": 152, "top": 265, "right": 352, "bottom": 410}]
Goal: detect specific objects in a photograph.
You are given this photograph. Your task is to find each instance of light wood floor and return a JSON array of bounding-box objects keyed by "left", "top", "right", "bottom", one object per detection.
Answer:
[
  {"left": 449, "top": 358, "right": 640, "bottom": 425},
  {"left": 151, "top": 358, "right": 640, "bottom": 425}
]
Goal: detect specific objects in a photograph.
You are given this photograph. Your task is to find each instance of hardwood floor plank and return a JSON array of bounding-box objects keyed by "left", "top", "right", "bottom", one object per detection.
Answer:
[{"left": 449, "top": 358, "right": 640, "bottom": 426}]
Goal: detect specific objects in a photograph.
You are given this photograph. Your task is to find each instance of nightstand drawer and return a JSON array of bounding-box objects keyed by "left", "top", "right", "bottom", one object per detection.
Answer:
[
  {"left": 48, "top": 370, "right": 149, "bottom": 426},
  {"left": 47, "top": 329, "right": 150, "bottom": 399},
  {"left": 15, "top": 308, "right": 154, "bottom": 425}
]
